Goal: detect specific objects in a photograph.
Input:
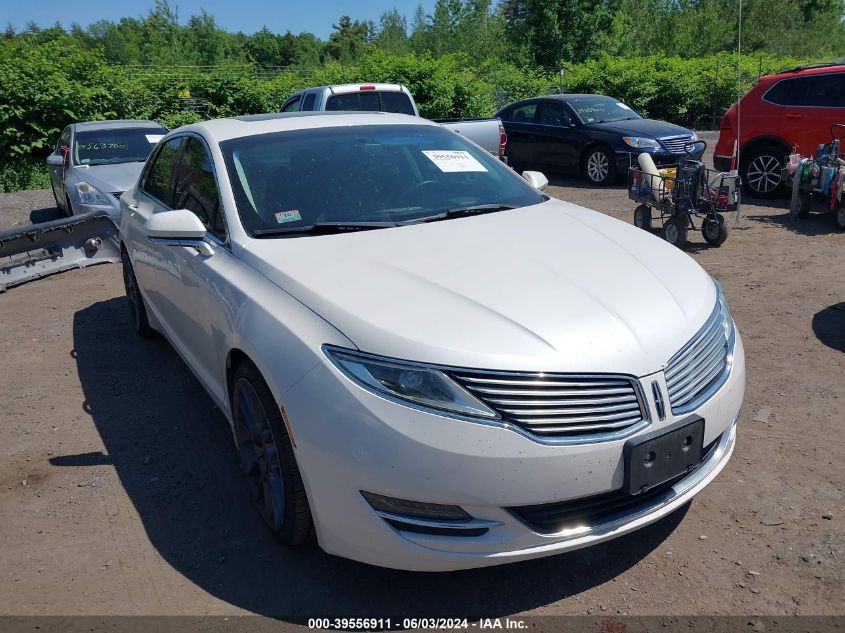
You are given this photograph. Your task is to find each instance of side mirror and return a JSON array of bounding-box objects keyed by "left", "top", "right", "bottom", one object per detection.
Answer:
[
  {"left": 143, "top": 209, "right": 213, "bottom": 256},
  {"left": 46, "top": 154, "right": 64, "bottom": 166},
  {"left": 522, "top": 170, "right": 548, "bottom": 191}
]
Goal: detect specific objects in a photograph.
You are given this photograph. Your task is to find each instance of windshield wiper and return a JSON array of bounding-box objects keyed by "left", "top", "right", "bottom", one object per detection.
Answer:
[
  {"left": 252, "top": 221, "right": 400, "bottom": 238},
  {"left": 412, "top": 204, "right": 517, "bottom": 224}
]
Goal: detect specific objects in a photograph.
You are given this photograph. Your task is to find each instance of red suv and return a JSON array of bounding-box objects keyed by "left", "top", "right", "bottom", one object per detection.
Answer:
[{"left": 714, "top": 63, "right": 845, "bottom": 197}]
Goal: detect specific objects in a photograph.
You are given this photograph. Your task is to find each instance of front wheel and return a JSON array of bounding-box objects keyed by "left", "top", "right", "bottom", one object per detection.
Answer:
[
  {"left": 121, "top": 249, "right": 156, "bottom": 338},
  {"left": 232, "top": 360, "right": 314, "bottom": 546},
  {"left": 633, "top": 204, "right": 652, "bottom": 230},
  {"left": 663, "top": 216, "right": 689, "bottom": 249},
  {"left": 583, "top": 147, "right": 616, "bottom": 186},
  {"left": 702, "top": 213, "right": 728, "bottom": 246}
]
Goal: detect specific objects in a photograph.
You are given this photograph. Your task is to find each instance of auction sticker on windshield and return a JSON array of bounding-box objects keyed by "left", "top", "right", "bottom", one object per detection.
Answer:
[
  {"left": 422, "top": 150, "right": 487, "bottom": 173},
  {"left": 146, "top": 134, "right": 165, "bottom": 144},
  {"left": 274, "top": 209, "right": 302, "bottom": 224}
]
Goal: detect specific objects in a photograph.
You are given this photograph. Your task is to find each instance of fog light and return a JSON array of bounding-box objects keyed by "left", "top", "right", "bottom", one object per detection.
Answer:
[{"left": 360, "top": 491, "right": 471, "bottom": 521}]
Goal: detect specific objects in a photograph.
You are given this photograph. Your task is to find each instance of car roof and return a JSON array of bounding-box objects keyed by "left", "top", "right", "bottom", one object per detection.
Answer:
[
  {"left": 73, "top": 120, "right": 167, "bottom": 132},
  {"left": 174, "top": 111, "right": 432, "bottom": 143},
  {"left": 501, "top": 94, "right": 611, "bottom": 109},
  {"left": 763, "top": 63, "right": 845, "bottom": 81},
  {"left": 293, "top": 83, "right": 407, "bottom": 95}
]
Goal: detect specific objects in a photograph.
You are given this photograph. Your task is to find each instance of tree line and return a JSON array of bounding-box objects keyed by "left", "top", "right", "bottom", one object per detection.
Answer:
[{"left": 5, "top": 0, "right": 844, "bottom": 69}]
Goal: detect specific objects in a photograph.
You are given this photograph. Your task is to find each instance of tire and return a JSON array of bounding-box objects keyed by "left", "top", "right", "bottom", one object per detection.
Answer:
[
  {"left": 633, "top": 204, "right": 652, "bottom": 230},
  {"left": 790, "top": 192, "right": 811, "bottom": 220},
  {"left": 232, "top": 360, "right": 314, "bottom": 546},
  {"left": 121, "top": 249, "right": 156, "bottom": 338},
  {"left": 741, "top": 145, "right": 785, "bottom": 198},
  {"left": 663, "top": 216, "right": 689, "bottom": 249},
  {"left": 701, "top": 213, "right": 728, "bottom": 246},
  {"left": 834, "top": 204, "right": 845, "bottom": 231},
  {"left": 583, "top": 146, "right": 616, "bottom": 186}
]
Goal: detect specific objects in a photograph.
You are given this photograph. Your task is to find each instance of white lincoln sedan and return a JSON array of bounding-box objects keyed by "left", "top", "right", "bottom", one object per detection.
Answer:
[{"left": 119, "top": 112, "right": 745, "bottom": 571}]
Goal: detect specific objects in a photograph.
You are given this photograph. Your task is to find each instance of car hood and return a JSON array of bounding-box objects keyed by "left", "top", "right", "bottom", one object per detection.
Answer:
[
  {"left": 71, "top": 162, "right": 144, "bottom": 194},
  {"left": 240, "top": 199, "right": 717, "bottom": 376},
  {"left": 585, "top": 118, "right": 693, "bottom": 140}
]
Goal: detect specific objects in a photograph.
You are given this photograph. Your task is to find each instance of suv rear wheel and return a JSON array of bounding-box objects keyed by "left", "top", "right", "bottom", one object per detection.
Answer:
[{"left": 742, "top": 144, "right": 786, "bottom": 198}]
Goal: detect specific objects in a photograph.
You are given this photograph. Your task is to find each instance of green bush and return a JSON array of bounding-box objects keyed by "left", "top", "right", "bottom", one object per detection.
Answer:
[{"left": 0, "top": 36, "right": 808, "bottom": 193}]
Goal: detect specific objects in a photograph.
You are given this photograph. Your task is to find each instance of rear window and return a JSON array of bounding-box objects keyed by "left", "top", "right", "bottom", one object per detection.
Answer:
[
  {"left": 764, "top": 78, "right": 804, "bottom": 106},
  {"left": 325, "top": 91, "right": 415, "bottom": 115}
]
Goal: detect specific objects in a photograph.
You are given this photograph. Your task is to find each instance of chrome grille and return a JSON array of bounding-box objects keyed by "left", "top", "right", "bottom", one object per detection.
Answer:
[
  {"left": 661, "top": 136, "right": 695, "bottom": 153},
  {"left": 665, "top": 303, "right": 731, "bottom": 413},
  {"left": 449, "top": 372, "right": 646, "bottom": 439}
]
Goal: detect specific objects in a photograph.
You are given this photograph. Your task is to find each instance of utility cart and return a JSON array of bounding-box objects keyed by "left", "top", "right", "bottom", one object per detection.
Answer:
[
  {"left": 627, "top": 142, "right": 740, "bottom": 249},
  {"left": 787, "top": 124, "right": 845, "bottom": 231}
]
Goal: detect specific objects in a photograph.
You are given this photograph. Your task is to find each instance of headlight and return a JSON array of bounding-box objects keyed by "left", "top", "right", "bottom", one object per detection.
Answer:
[
  {"left": 623, "top": 136, "right": 661, "bottom": 149},
  {"left": 75, "top": 182, "right": 114, "bottom": 206},
  {"left": 715, "top": 280, "right": 735, "bottom": 342},
  {"left": 324, "top": 347, "right": 498, "bottom": 419}
]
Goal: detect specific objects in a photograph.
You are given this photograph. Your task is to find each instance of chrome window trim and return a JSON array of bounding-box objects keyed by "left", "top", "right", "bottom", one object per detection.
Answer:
[{"left": 323, "top": 344, "right": 651, "bottom": 446}]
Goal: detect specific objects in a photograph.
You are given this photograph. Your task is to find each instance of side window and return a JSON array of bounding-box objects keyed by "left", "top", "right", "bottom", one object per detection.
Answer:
[
  {"left": 281, "top": 96, "right": 301, "bottom": 113},
  {"left": 538, "top": 103, "right": 573, "bottom": 126},
  {"left": 173, "top": 138, "right": 225, "bottom": 240},
  {"left": 141, "top": 137, "right": 184, "bottom": 206},
  {"left": 764, "top": 79, "right": 797, "bottom": 105},
  {"left": 511, "top": 103, "right": 538, "bottom": 124},
  {"left": 302, "top": 93, "right": 317, "bottom": 111},
  {"left": 803, "top": 74, "right": 845, "bottom": 107},
  {"left": 57, "top": 127, "right": 71, "bottom": 153}
]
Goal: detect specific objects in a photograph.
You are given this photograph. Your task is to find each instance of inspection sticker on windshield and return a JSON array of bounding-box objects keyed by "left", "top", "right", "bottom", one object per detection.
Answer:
[
  {"left": 145, "top": 134, "right": 165, "bottom": 144},
  {"left": 422, "top": 150, "right": 487, "bottom": 173},
  {"left": 274, "top": 209, "right": 302, "bottom": 224}
]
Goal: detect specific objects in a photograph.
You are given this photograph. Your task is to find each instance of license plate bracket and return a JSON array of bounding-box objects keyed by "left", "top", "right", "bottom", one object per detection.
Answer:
[{"left": 624, "top": 417, "right": 705, "bottom": 495}]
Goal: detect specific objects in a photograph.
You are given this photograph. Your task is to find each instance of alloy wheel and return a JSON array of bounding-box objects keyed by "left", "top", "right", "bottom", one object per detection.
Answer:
[
  {"left": 587, "top": 151, "right": 609, "bottom": 183},
  {"left": 234, "top": 378, "right": 286, "bottom": 531},
  {"left": 745, "top": 155, "right": 782, "bottom": 194}
]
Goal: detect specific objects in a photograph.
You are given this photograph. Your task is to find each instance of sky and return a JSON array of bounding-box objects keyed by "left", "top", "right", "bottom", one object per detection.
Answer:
[{"left": 0, "top": 0, "right": 436, "bottom": 39}]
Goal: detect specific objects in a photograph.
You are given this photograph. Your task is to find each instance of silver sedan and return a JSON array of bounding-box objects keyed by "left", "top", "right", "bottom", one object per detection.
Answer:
[{"left": 46, "top": 120, "right": 168, "bottom": 219}]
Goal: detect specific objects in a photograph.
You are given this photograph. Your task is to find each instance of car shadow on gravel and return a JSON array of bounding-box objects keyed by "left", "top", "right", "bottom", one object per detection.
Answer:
[
  {"left": 68, "top": 296, "right": 687, "bottom": 620},
  {"left": 812, "top": 303, "right": 845, "bottom": 353}
]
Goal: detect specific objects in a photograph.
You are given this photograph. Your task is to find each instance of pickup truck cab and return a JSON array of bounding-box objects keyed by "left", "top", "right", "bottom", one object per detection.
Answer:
[{"left": 281, "top": 83, "right": 507, "bottom": 159}]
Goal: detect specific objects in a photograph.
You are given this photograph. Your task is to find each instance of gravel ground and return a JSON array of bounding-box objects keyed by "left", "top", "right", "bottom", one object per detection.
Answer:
[{"left": 0, "top": 139, "right": 843, "bottom": 619}]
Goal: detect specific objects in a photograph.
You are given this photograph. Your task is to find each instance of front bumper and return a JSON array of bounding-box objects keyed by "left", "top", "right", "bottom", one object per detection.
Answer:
[
  {"left": 616, "top": 148, "right": 706, "bottom": 173},
  {"left": 284, "top": 333, "right": 745, "bottom": 571},
  {"left": 713, "top": 155, "right": 733, "bottom": 172}
]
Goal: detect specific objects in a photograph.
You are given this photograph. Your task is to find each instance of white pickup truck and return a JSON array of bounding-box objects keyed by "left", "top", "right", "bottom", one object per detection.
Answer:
[{"left": 280, "top": 83, "right": 506, "bottom": 159}]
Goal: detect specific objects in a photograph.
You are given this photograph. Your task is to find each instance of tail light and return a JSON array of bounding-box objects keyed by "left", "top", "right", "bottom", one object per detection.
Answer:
[
  {"left": 498, "top": 121, "right": 507, "bottom": 159},
  {"left": 719, "top": 115, "right": 732, "bottom": 130},
  {"left": 359, "top": 85, "right": 376, "bottom": 91}
]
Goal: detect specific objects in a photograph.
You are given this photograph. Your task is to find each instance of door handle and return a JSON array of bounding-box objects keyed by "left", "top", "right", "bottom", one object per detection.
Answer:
[
  {"left": 128, "top": 203, "right": 139, "bottom": 211},
  {"left": 785, "top": 113, "right": 803, "bottom": 119}
]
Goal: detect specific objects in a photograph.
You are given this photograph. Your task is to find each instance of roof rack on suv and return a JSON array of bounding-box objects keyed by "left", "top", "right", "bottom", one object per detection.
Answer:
[{"left": 782, "top": 62, "right": 845, "bottom": 73}]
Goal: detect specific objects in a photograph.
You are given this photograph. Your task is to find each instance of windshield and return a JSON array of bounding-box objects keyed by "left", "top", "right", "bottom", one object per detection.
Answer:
[
  {"left": 73, "top": 128, "right": 167, "bottom": 166},
  {"left": 568, "top": 97, "right": 641, "bottom": 124},
  {"left": 220, "top": 124, "right": 546, "bottom": 237}
]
